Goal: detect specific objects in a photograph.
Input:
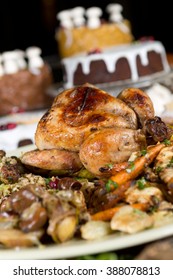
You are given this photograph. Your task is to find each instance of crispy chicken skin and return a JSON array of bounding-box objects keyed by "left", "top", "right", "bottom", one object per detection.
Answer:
[
  {"left": 20, "top": 84, "right": 171, "bottom": 177},
  {"left": 35, "top": 84, "right": 137, "bottom": 151},
  {"left": 21, "top": 149, "right": 82, "bottom": 172},
  {"left": 117, "top": 88, "right": 155, "bottom": 128},
  {"left": 117, "top": 88, "right": 173, "bottom": 141},
  {"left": 79, "top": 128, "right": 146, "bottom": 176}
]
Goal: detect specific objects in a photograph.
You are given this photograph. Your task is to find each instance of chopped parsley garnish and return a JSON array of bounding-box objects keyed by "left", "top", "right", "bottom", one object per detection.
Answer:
[
  {"left": 126, "top": 161, "right": 135, "bottom": 173},
  {"left": 167, "top": 157, "right": 173, "bottom": 167},
  {"left": 155, "top": 166, "right": 163, "bottom": 174},
  {"left": 45, "top": 178, "right": 51, "bottom": 185},
  {"left": 105, "top": 179, "right": 118, "bottom": 192},
  {"left": 141, "top": 149, "right": 147, "bottom": 156},
  {"left": 163, "top": 139, "right": 171, "bottom": 145},
  {"left": 105, "top": 163, "right": 113, "bottom": 169},
  {"left": 137, "top": 177, "right": 146, "bottom": 189}
]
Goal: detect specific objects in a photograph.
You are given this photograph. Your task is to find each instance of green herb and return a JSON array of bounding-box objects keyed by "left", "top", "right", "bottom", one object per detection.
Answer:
[
  {"left": 129, "top": 161, "right": 135, "bottom": 170},
  {"left": 105, "top": 179, "right": 118, "bottom": 192},
  {"left": 126, "top": 161, "right": 135, "bottom": 173},
  {"left": 148, "top": 197, "right": 160, "bottom": 213},
  {"left": 45, "top": 178, "right": 51, "bottom": 185},
  {"left": 141, "top": 149, "right": 147, "bottom": 156},
  {"left": 155, "top": 166, "right": 163, "bottom": 174},
  {"left": 137, "top": 177, "right": 146, "bottom": 189},
  {"left": 163, "top": 139, "right": 171, "bottom": 145},
  {"left": 105, "top": 163, "right": 113, "bottom": 169},
  {"left": 167, "top": 157, "right": 173, "bottom": 167}
]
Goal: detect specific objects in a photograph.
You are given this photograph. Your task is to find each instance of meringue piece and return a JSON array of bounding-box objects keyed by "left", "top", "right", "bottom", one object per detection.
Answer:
[
  {"left": 26, "top": 47, "right": 44, "bottom": 70},
  {"left": 2, "top": 51, "right": 19, "bottom": 74},
  {"left": 56, "top": 10, "right": 71, "bottom": 21},
  {"left": 71, "top": 6, "right": 85, "bottom": 17},
  {"left": 106, "top": 3, "right": 123, "bottom": 14},
  {"left": 71, "top": 7, "right": 86, "bottom": 27},
  {"left": 15, "top": 49, "right": 27, "bottom": 69},
  {"left": 87, "top": 17, "right": 101, "bottom": 29},
  {"left": 86, "top": 7, "right": 102, "bottom": 17},
  {"left": 25, "top": 46, "right": 42, "bottom": 58},
  {"left": 2, "top": 51, "right": 19, "bottom": 61},
  {"left": 86, "top": 7, "right": 102, "bottom": 29},
  {"left": 56, "top": 10, "right": 73, "bottom": 28},
  {"left": 60, "top": 18, "right": 74, "bottom": 29},
  {"left": 73, "top": 17, "right": 85, "bottom": 27},
  {"left": 109, "top": 12, "right": 123, "bottom": 23},
  {"left": 106, "top": 3, "right": 124, "bottom": 24}
]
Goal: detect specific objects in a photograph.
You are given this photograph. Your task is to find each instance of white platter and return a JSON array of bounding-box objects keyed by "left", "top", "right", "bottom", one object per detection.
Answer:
[
  {"left": 0, "top": 145, "right": 173, "bottom": 260},
  {"left": 1, "top": 222, "right": 173, "bottom": 260}
]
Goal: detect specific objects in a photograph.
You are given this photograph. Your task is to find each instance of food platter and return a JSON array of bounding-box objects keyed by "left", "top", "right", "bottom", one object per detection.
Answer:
[
  {"left": 0, "top": 145, "right": 172, "bottom": 260},
  {"left": 1, "top": 212, "right": 173, "bottom": 260},
  {"left": 1, "top": 223, "right": 173, "bottom": 260}
]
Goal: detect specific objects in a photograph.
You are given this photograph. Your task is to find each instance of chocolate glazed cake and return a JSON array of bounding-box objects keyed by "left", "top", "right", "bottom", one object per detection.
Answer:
[
  {"left": 0, "top": 65, "right": 53, "bottom": 116},
  {"left": 61, "top": 41, "right": 170, "bottom": 89},
  {"left": 0, "top": 47, "right": 53, "bottom": 116}
]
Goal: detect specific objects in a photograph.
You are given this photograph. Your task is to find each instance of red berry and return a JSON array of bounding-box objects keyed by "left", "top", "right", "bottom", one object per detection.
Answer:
[
  {"left": 88, "top": 48, "right": 102, "bottom": 55},
  {"left": 0, "top": 122, "right": 17, "bottom": 131},
  {"left": 49, "top": 178, "right": 60, "bottom": 189},
  {"left": 7, "top": 123, "right": 17, "bottom": 129}
]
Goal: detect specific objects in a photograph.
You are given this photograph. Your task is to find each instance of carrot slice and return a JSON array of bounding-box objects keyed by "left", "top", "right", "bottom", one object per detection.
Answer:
[
  {"left": 109, "top": 143, "right": 165, "bottom": 189},
  {"left": 91, "top": 203, "right": 149, "bottom": 221}
]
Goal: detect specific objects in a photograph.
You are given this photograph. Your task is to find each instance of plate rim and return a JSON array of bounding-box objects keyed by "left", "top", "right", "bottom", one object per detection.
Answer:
[{"left": 1, "top": 223, "right": 173, "bottom": 260}]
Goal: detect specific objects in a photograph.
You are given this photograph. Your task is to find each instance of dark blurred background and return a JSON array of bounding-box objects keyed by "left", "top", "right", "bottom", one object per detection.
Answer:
[
  {"left": 0, "top": 0, "right": 172, "bottom": 84},
  {"left": 0, "top": 0, "right": 172, "bottom": 56}
]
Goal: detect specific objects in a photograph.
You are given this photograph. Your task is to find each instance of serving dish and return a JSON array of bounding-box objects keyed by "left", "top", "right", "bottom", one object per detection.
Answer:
[
  {"left": 0, "top": 145, "right": 172, "bottom": 260},
  {"left": 1, "top": 223, "right": 173, "bottom": 260}
]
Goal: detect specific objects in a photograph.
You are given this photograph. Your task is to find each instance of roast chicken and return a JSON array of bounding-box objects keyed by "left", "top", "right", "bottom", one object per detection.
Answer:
[
  {"left": 21, "top": 84, "right": 172, "bottom": 177},
  {"left": 35, "top": 83, "right": 138, "bottom": 151}
]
